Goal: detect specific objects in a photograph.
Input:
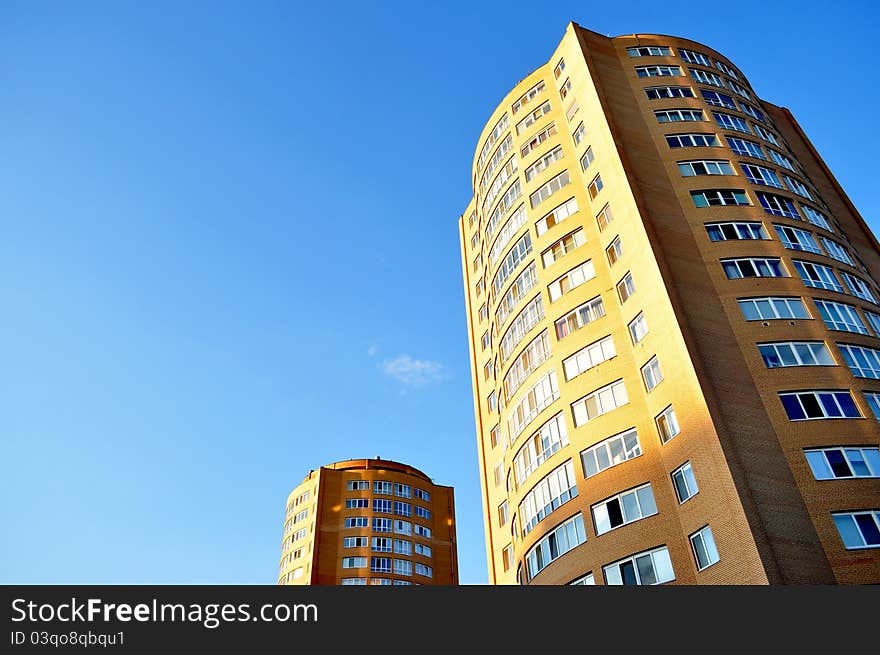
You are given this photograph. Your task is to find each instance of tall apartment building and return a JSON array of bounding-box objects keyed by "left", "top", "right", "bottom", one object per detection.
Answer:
[
  {"left": 459, "top": 22, "right": 880, "bottom": 585},
  {"left": 277, "top": 458, "right": 458, "bottom": 585}
]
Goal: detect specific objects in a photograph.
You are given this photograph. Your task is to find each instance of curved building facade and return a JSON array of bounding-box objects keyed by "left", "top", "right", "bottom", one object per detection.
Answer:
[
  {"left": 277, "top": 458, "right": 458, "bottom": 585},
  {"left": 459, "top": 22, "right": 880, "bottom": 585}
]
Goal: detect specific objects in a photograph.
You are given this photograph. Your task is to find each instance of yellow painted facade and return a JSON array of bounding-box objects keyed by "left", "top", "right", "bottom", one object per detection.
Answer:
[{"left": 460, "top": 23, "right": 880, "bottom": 584}]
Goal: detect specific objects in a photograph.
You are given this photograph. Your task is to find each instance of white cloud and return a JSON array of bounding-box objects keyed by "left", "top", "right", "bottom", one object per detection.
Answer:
[
  {"left": 367, "top": 344, "right": 379, "bottom": 357},
  {"left": 381, "top": 354, "right": 448, "bottom": 387}
]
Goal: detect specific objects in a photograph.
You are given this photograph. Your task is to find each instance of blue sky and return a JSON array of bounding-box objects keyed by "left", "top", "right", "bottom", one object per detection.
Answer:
[{"left": 1, "top": 0, "right": 878, "bottom": 584}]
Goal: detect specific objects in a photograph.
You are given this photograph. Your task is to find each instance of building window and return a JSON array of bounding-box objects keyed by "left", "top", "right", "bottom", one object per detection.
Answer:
[
  {"left": 641, "top": 356, "right": 664, "bottom": 391},
  {"left": 415, "top": 543, "right": 432, "bottom": 558},
  {"left": 513, "top": 412, "right": 569, "bottom": 487},
  {"left": 342, "top": 557, "right": 367, "bottom": 569},
  {"left": 341, "top": 577, "right": 366, "bottom": 585},
  {"left": 606, "top": 236, "right": 623, "bottom": 265},
  {"left": 793, "top": 260, "right": 842, "bottom": 292},
  {"left": 503, "top": 330, "right": 551, "bottom": 401},
  {"left": 521, "top": 122, "right": 558, "bottom": 158},
  {"left": 525, "top": 514, "right": 587, "bottom": 581},
  {"left": 774, "top": 224, "right": 821, "bottom": 254},
  {"left": 344, "top": 536, "right": 368, "bottom": 548},
  {"left": 738, "top": 102, "right": 764, "bottom": 122},
  {"left": 820, "top": 238, "right": 854, "bottom": 266},
  {"left": 841, "top": 272, "right": 877, "bottom": 303},
  {"left": 655, "top": 405, "right": 681, "bottom": 446},
  {"left": 519, "top": 459, "right": 579, "bottom": 537},
  {"left": 587, "top": 173, "right": 604, "bottom": 199},
  {"left": 866, "top": 311, "right": 880, "bottom": 336},
  {"left": 617, "top": 272, "right": 636, "bottom": 303},
  {"left": 690, "top": 526, "right": 721, "bottom": 570},
  {"left": 752, "top": 123, "right": 780, "bottom": 146},
  {"left": 345, "top": 498, "right": 369, "bottom": 509},
  {"left": 801, "top": 205, "right": 832, "bottom": 231},
  {"left": 530, "top": 170, "right": 571, "bottom": 209},
  {"left": 666, "top": 133, "right": 719, "bottom": 148},
  {"left": 548, "top": 260, "right": 597, "bottom": 302},
  {"left": 767, "top": 148, "right": 795, "bottom": 171},
  {"left": 554, "top": 58, "right": 566, "bottom": 78},
  {"left": 715, "top": 59, "right": 739, "bottom": 79},
  {"left": 865, "top": 392, "right": 880, "bottom": 420},
  {"left": 814, "top": 300, "right": 867, "bottom": 334},
  {"left": 726, "top": 136, "right": 765, "bottom": 159},
  {"left": 374, "top": 481, "right": 393, "bottom": 495},
  {"left": 495, "top": 262, "right": 538, "bottom": 327},
  {"left": 678, "top": 159, "right": 734, "bottom": 176},
  {"left": 570, "top": 573, "right": 595, "bottom": 585},
  {"left": 706, "top": 221, "right": 767, "bottom": 241},
  {"left": 369, "top": 578, "right": 391, "bottom": 586},
  {"left": 672, "top": 461, "right": 699, "bottom": 502},
  {"left": 721, "top": 257, "right": 784, "bottom": 279},
  {"left": 691, "top": 189, "right": 749, "bottom": 207},
  {"left": 559, "top": 78, "right": 571, "bottom": 100},
  {"left": 738, "top": 296, "right": 808, "bottom": 321},
  {"left": 502, "top": 545, "right": 513, "bottom": 571},
  {"left": 629, "top": 312, "right": 649, "bottom": 344},
  {"left": 832, "top": 511, "right": 880, "bottom": 549},
  {"left": 373, "top": 499, "right": 393, "bottom": 514},
  {"left": 655, "top": 108, "right": 704, "bottom": 123},
  {"left": 805, "top": 447, "right": 880, "bottom": 480},
  {"left": 554, "top": 295, "right": 605, "bottom": 339},
  {"left": 515, "top": 100, "right": 552, "bottom": 135},
  {"left": 370, "top": 557, "right": 392, "bottom": 573},
  {"left": 572, "top": 379, "right": 628, "bottom": 427},
  {"left": 394, "top": 501, "right": 412, "bottom": 517},
  {"left": 592, "top": 483, "right": 658, "bottom": 535},
  {"left": 690, "top": 68, "right": 724, "bottom": 87},
  {"left": 580, "top": 146, "right": 595, "bottom": 170},
  {"left": 566, "top": 101, "right": 580, "bottom": 122},
  {"left": 536, "top": 197, "right": 579, "bottom": 236},
  {"left": 596, "top": 204, "right": 614, "bottom": 232},
  {"left": 572, "top": 122, "right": 585, "bottom": 145},
  {"left": 373, "top": 518, "right": 392, "bottom": 533},
  {"left": 779, "top": 390, "right": 861, "bottom": 421},
  {"left": 499, "top": 295, "right": 544, "bottom": 361},
  {"left": 478, "top": 303, "right": 488, "bottom": 322},
  {"left": 679, "top": 48, "right": 711, "bottom": 65},
  {"left": 394, "top": 539, "right": 412, "bottom": 555},
  {"left": 507, "top": 369, "right": 560, "bottom": 442},
  {"left": 784, "top": 175, "right": 813, "bottom": 200},
  {"left": 413, "top": 523, "right": 432, "bottom": 538},
  {"left": 498, "top": 500, "right": 509, "bottom": 527},
  {"left": 581, "top": 427, "right": 641, "bottom": 478},
  {"left": 713, "top": 112, "right": 751, "bottom": 133},
  {"left": 393, "top": 559, "right": 412, "bottom": 576},
  {"left": 635, "top": 65, "right": 682, "bottom": 77},
  {"left": 346, "top": 480, "right": 369, "bottom": 491},
  {"left": 646, "top": 85, "right": 694, "bottom": 99},
  {"left": 415, "top": 563, "right": 433, "bottom": 578},
  {"left": 700, "top": 88, "right": 736, "bottom": 109},
  {"left": 394, "top": 520, "right": 412, "bottom": 535},
  {"left": 562, "top": 335, "right": 616, "bottom": 381},
  {"left": 512, "top": 80, "right": 546, "bottom": 114},
  {"left": 756, "top": 191, "right": 799, "bottom": 218},
  {"left": 371, "top": 537, "right": 392, "bottom": 552},
  {"left": 627, "top": 45, "right": 672, "bottom": 57},
  {"left": 839, "top": 344, "right": 880, "bottom": 379},
  {"left": 727, "top": 80, "right": 751, "bottom": 99},
  {"left": 478, "top": 113, "right": 510, "bottom": 169},
  {"left": 759, "top": 341, "right": 833, "bottom": 368},
  {"left": 741, "top": 163, "right": 783, "bottom": 188},
  {"left": 414, "top": 506, "right": 431, "bottom": 520},
  {"left": 481, "top": 135, "right": 515, "bottom": 194},
  {"left": 414, "top": 488, "right": 430, "bottom": 502},
  {"left": 524, "top": 145, "right": 564, "bottom": 182},
  {"left": 603, "top": 546, "right": 675, "bottom": 585},
  {"left": 492, "top": 232, "right": 532, "bottom": 295},
  {"left": 488, "top": 391, "right": 497, "bottom": 412},
  {"left": 345, "top": 517, "right": 368, "bottom": 529}
]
